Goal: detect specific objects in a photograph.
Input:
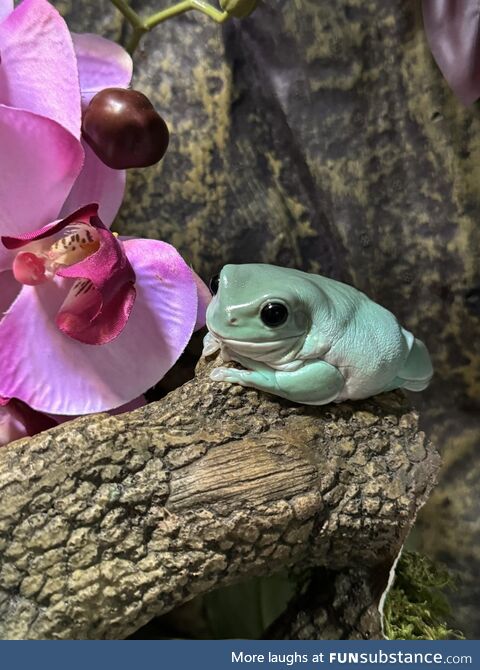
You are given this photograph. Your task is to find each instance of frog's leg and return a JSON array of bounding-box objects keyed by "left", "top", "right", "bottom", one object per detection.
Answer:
[
  {"left": 210, "top": 360, "right": 345, "bottom": 405},
  {"left": 382, "top": 338, "right": 433, "bottom": 393}
]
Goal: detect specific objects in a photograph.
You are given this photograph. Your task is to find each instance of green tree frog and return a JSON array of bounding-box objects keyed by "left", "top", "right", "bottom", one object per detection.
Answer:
[{"left": 203, "top": 264, "right": 433, "bottom": 405}]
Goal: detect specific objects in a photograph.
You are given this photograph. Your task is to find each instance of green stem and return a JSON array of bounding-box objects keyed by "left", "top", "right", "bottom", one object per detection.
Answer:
[
  {"left": 109, "top": 0, "right": 145, "bottom": 30},
  {"left": 145, "top": 0, "right": 229, "bottom": 29},
  {"left": 110, "top": 0, "right": 230, "bottom": 54},
  {"left": 126, "top": 26, "right": 147, "bottom": 53}
]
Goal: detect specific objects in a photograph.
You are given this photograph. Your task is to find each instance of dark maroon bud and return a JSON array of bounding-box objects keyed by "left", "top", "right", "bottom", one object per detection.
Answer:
[{"left": 82, "top": 88, "right": 170, "bottom": 170}]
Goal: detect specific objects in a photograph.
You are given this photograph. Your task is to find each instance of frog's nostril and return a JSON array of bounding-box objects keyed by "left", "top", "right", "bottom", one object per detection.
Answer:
[{"left": 229, "top": 317, "right": 238, "bottom": 325}]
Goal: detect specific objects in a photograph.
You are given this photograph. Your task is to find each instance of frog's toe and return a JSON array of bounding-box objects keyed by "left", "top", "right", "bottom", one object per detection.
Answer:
[
  {"left": 210, "top": 367, "right": 229, "bottom": 382},
  {"left": 210, "top": 367, "right": 249, "bottom": 384}
]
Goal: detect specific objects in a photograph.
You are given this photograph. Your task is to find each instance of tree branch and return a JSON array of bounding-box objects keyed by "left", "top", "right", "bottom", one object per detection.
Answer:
[{"left": 0, "top": 358, "right": 440, "bottom": 639}]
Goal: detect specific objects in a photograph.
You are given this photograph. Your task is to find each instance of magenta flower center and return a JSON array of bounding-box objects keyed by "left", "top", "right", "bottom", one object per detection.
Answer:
[{"left": 12, "top": 222, "right": 100, "bottom": 286}]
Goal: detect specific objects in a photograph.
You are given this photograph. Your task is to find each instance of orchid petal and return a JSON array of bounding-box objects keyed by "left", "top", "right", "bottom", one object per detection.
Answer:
[
  {"left": 0, "top": 398, "right": 56, "bottom": 446},
  {"left": 0, "top": 400, "right": 29, "bottom": 445},
  {"left": 0, "top": 106, "right": 84, "bottom": 268},
  {"left": 0, "top": 0, "right": 81, "bottom": 137},
  {"left": 109, "top": 395, "right": 146, "bottom": 414},
  {"left": 423, "top": 0, "right": 480, "bottom": 105},
  {"left": 0, "top": 269, "right": 20, "bottom": 314},
  {"left": 0, "top": 240, "right": 198, "bottom": 414},
  {"left": 60, "top": 140, "right": 126, "bottom": 228},
  {"left": 72, "top": 32, "right": 133, "bottom": 108},
  {"left": 49, "top": 395, "right": 146, "bottom": 425},
  {"left": 0, "top": 0, "right": 12, "bottom": 22},
  {"left": 192, "top": 270, "right": 211, "bottom": 330}
]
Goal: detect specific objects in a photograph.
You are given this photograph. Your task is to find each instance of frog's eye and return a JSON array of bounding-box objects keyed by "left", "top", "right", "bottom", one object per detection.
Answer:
[
  {"left": 260, "top": 302, "right": 288, "bottom": 327},
  {"left": 209, "top": 274, "right": 220, "bottom": 295}
]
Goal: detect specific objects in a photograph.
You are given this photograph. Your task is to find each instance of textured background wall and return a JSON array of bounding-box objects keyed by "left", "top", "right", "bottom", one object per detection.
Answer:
[{"left": 55, "top": 0, "right": 480, "bottom": 637}]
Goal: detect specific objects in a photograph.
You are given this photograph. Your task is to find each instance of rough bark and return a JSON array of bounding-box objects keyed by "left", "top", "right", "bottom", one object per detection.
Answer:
[{"left": 0, "top": 358, "right": 439, "bottom": 639}]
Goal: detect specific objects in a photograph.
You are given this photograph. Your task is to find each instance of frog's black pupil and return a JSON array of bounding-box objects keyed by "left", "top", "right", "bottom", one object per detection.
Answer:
[
  {"left": 260, "top": 302, "right": 288, "bottom": 327},
  {"left": 209, "top": 274, "right": 220, "bottom": 295}
]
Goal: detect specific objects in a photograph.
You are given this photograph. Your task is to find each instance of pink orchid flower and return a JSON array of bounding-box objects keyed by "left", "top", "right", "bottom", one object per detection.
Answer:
[{"left": 0, "top": 0, "right": 210, "bottom": 417}]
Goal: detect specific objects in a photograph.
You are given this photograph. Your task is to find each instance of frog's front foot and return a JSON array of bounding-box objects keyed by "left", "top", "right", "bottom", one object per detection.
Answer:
[
  {"left": 210, "top": 360, "right": 345, "bottom": 405},
  {"left": 210, "top": 367, "right": 272, "bottom": 388}
]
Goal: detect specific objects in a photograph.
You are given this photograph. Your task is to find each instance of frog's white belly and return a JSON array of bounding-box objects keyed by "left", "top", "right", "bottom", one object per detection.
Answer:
[{"left": 323, "top": 326, "right": 414, "bottom": 400}]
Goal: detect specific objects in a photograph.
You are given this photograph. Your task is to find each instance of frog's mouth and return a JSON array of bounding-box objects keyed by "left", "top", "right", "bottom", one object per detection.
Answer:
[
  {"left": 211, "top": 331, "right": 304, "bottom": 364},
  {"left": 220, "top": 334, "right": 300, "bottom": 347}
]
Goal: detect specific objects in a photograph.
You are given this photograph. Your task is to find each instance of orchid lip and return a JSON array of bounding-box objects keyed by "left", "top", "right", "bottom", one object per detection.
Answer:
[
  {"left": 10, "top": 221, "right": 101, "bottom": 286},
  {"left": 2, "top": 205, "right": 137, "bottom": 345}
]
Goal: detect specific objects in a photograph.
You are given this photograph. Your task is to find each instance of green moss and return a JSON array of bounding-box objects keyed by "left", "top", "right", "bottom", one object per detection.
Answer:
[{"left": 384, "top": 551, "right": 464, "bottom": 640}]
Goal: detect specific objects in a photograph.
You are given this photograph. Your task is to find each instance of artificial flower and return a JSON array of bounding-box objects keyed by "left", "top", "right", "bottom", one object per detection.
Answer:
[
  {"left": 0, "top": 0, "right": 210, "bottom": 416},
  {"left": 0, "top": 205, "right": 206, "bottom": 415}
]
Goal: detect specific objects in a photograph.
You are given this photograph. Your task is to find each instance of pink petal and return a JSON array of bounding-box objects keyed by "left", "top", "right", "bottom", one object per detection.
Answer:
[
  {"left": 192, "top": 270, "right": 211, "bottom": 330},
  {"left": 0, "top": 269, "right": 20, "bottom": 315},
  {"left": 60, "top": 140, "right": 126, "bottom": 228},
  {"left": 0, "top": 240, "right": 198, "bottom": 414},
  {"left": 72, "top": 32, "right": 132, "bottom": 108},
  {"left": 0, "top": 0, "right": 81, "bottom": 137},
  {"left": 109, "top": 394, "right": 146, "bottom": 414},
  {"left": 0, "top": 397, "right": 56, "bottom": 446},
  {"left": 0, "top": 105, "right": 84, "bottom": 268},
  {"left": 0, "top": 0, "right": 13, "bottom": 22},
  {"left": 0, "top": 399, "right": 28, "bottom": 445},
  {"left": 49, "top": 395, "right": 146, "bottom": 425}
]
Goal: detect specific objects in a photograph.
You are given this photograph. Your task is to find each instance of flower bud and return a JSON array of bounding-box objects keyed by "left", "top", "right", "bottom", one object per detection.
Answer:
[
  {"left": 82, "top": 88, "right": 169, "bottom": 170},
  {"left": 220, "top": 0, "right": 258, "bottom": 18}
]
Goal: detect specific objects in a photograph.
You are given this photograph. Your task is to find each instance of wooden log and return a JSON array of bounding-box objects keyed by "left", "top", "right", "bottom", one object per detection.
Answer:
[{"left": 0, "top": 359, "right": 440, "bottom": 639}]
